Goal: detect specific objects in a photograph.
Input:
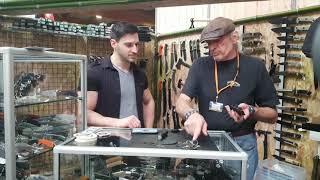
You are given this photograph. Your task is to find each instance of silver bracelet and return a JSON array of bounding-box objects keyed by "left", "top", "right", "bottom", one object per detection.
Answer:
[{"left": 184, "top": 109, "right": 199, "bottom": 120}]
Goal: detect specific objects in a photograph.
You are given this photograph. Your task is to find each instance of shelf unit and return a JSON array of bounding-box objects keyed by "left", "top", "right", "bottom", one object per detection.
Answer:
[{"left": 0, "top": 47, "right": 87, "bottom": 180}]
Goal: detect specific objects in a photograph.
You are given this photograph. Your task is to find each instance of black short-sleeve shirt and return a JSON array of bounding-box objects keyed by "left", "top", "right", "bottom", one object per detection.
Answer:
[
  {"left": 87, "top": 57, "right": 148, "bottom": 127},
  {"left": 182, "top": 54, "right": 279, "bottom": 132}
]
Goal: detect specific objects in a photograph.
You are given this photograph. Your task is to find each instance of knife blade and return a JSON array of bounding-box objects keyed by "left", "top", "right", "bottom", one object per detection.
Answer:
[
  {"left": 274, "top": 136, "right": 299, "bottom": 147},
  {"left": 274, "top": 129, "right": 302, "bottom": 140}
]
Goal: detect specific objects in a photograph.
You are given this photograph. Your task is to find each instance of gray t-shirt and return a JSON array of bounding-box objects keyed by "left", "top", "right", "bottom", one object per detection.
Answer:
[{"left": 113, "top": 65, "right": 138, "bottom": 118}]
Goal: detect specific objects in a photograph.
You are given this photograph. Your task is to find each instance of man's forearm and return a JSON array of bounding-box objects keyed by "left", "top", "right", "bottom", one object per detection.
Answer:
[
  {"left": 176, "top": 95, "right": 195, "bottom": 120},
  {"left": 88, "top": 110, "right": 118, "bottom": 127},
  {"left": 143, "top": 100, "right": 155, "bottom": 128},
  {"left": 252, "top": 107, "right": 278, "bottom": 123}
]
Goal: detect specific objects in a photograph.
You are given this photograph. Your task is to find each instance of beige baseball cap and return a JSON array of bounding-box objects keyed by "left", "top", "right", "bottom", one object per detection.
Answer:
[{"left": 200, "top": 17, "right": 235, "bottom": 43}]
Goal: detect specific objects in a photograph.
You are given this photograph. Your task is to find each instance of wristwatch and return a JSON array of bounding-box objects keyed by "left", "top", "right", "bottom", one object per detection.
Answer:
[
  {"left": 184, "top": 109, "right": 198, "bottom": 120},
  {"left": 248, "top": 105, "right": 256, "bottom": 115}
]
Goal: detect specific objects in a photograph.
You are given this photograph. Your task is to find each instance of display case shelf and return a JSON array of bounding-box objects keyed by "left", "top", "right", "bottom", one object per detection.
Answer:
[{"left": 15, "top": 96, "right": 82, "bottom": 108}]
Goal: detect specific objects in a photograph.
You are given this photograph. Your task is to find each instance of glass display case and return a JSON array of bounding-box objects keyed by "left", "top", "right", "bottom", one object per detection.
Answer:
[
  {"left": 54, "top": 128, "right": 248, "bottom": 180},
  {"left": 0, "top": 47, "right": 87, "bottom": 180}
]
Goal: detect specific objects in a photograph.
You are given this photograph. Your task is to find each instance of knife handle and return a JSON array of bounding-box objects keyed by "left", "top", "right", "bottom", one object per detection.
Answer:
[{"left": 302, "top": 123, "right": 320, "bottom": 132}]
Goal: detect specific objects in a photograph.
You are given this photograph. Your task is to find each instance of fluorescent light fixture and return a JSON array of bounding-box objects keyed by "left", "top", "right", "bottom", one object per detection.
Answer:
[{"left": 96, "top": 15, "right": 102, "bottom": 19}]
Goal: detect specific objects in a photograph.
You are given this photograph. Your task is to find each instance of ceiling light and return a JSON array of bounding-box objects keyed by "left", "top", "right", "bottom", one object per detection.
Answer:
[{"left": 96, "top": 15, "right": 102, "bottom": 19}]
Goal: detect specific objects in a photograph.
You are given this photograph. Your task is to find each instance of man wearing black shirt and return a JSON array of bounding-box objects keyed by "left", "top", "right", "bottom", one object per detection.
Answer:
[
  {"left": 87, "top": 22, "right": 155, "bottom": 128},
  {"left": 176, "top": 17, "right": 279, "bottom": 180}
]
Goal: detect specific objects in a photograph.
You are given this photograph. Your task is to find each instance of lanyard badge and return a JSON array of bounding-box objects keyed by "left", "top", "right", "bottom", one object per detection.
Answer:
[{"left": 209, "top": 53, "right": 240, "bottom": 112}]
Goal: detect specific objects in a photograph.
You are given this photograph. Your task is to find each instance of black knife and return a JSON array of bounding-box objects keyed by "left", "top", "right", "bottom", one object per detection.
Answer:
[
  {"left": 277, "top": 53, "right": 304, "bottom": 59},
  {"left": 277, "top": 106, "right": 307, "bottom": 112},
  {"left": 275, "top": 71, "right": 305, "bottom": 80},
  {"left": 275, "top": 148, "right": 297, "bottom": 157},
  {"left": 277, "top": 120, "right": 302, "bottom": 130},
  {"left": 277, "top": 35, "right": 306, "bottom": 42},
  {"left": 278, "top": 113, "right": 309, "bottom": 123},
  {"left": 274, "top": 136, "right": 298, "bottom": 147},
  {"left": 278, "top": 61, "right": 303, "bottom": 68},
  {"left": 277, "top": 44, "right": 303, "bottom": 50},
  {"left": 272, "top": 154, "right": 301, "bottom": 166},
  {"left": 274, "top": 129, "right": 302, "bottom": 140},
  {"left": 271, "top": 26, "right": 309, "bottom": 33},
  {"left": 277, "top": 88, "right": 312, "bottom": 96},
  {"left": 269, "top": 17, "right": 314, "bottom": 24},
  {"left": 242, "top": 32, "right": 262, "bottom": 40},
  {"left": 277, "top": 95, "right": 303, "bottom": 105}
]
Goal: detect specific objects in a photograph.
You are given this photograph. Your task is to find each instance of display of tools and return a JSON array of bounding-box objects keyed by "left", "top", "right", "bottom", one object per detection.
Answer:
[
  {"left": 275, "top": 148, "right": 297, "bottom": 157},
  {"left": 277, "top": 44, "right": 303, "bottom": 50},
  {"left": 277, "top": 88, "right": 311, "bottom": 96},
  {"left": 277, "top": 35, "right": 306, "bottom": 42},
  {"left": 269, "top": 17, "right": 314, "bottom": 25},
  {"left": 274, "top": 136, "right": 298, "bottom": 147},
  {"left": 278, "top": 61, "right": 303, "bottom": 68},
  {"left": 271, "top": 26, "right": 310, "bottom": 34},
  {"left": 277, "top": 95, "right": 303, "bottom": 105},
  {"left": 274, "top": 129, "right": 302, "bottom": 140},
  {"left": 278, "top": 113, "right": 309, "bottom": 123}
]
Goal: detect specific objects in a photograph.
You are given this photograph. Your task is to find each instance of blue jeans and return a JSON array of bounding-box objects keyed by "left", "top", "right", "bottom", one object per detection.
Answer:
[{"left": 233, "top": 133, "right": 258, "bottom": 180}]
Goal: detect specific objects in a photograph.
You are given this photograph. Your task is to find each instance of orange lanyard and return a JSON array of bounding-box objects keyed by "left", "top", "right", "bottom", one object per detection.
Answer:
[{"left": 214, "top": 53, "right": 240, "bottom": 102}]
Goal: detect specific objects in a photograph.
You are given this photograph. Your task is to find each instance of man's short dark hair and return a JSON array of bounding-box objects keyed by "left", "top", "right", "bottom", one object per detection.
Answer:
[{"left": 110, "top": 22, "right": 139, "bottom": 41}]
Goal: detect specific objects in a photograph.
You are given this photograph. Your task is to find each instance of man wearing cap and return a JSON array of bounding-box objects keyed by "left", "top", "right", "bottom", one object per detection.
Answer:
[{"left": 176, "top": 17, "right": 279, "bottom": 180}]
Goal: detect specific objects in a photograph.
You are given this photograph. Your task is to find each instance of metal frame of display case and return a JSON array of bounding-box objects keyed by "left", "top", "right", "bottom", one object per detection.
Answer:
[
  {"left": 0, "top": 47, "right": 87, "bottom": 180},
  {"left": 54, "top": 130, "right": 248, "bottom": 180}
]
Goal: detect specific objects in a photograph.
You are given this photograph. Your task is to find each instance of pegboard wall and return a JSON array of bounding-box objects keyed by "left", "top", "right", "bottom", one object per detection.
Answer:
[{"left": 156, "top": 12, "right": 320, "bottom": 180}]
